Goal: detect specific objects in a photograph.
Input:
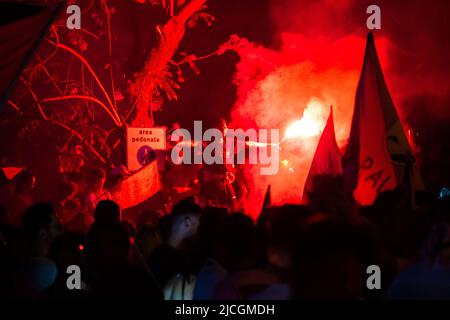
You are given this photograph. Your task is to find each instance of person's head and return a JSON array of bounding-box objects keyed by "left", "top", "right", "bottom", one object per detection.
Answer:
[
  {"left": 168, "top": 197, "right": 202, "bottom": 249},
  {"left": 66, "top": 171, "right": 84, "bottom": 191},
  {"left": 291, "top": 217, "right": 372, "bottom": 300},
  {"left": 86, "top": 223, "right": 130, "bottom": 269},
  {"left": 307, "top": 175, "right": 353, "bottom": 217},
  {"left": 14, "top": 170, "right": 35, "bottom": 194},
  {"left": 197, "top": 207, "right": 229, "bottom": 261},
  {"left": 136, "top": 225, "right": 162, "bottom": 260},
  {"left": 373, "top": 187, "right": 404, "bottom": 213},
  {"left": 264, "top": 205, "right": 313, "bottom": 270},
  {"left": 138, "top": 209, "right": 163, "bottom": 227},
  {"left": 225, "top": 212, "right": 259, "bottom": 271},
  {"left": 56, "top": 181, "right": 77, "bottom": 203},
  {"left": 49, "top": 232, "right": 84, "bottom": 273},
  {"left": 22, "top": 202, "right": 61, "bottom": 256},
  {"left": 105, "top": 165, "right": 129, "bottom": 190},
  {"left": 86, "top": 168, "right": 106, "bottom": 193},
  {"left": 94, "top": 200, "right": 121, "bottom": 226},
  {"left": 157, "top": 214, "right": 173, "bottom": 244}
]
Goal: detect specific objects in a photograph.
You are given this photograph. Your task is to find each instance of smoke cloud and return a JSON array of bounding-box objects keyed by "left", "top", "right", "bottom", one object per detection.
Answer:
[{"left": 228, "top": 0, "right": 450, "bottom": 217}]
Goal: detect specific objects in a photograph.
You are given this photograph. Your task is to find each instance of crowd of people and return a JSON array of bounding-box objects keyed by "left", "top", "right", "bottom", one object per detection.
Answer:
[{"left": 0, "top": 167, "right": 450, "bottom": 300}]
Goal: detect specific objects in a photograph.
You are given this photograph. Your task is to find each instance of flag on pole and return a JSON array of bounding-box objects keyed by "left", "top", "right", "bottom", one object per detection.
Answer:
[
  {"left": 342, "top": 33, "right": 424, "bottom": 206},
  {"left": 112, "top": 160, "right": 162, "bottom": 210},
  {"left": 302, "top": 106, "right": 342, "bottom": 203},
  {"left": 1, "top": 167, "right": 24, "bottom": 180}
]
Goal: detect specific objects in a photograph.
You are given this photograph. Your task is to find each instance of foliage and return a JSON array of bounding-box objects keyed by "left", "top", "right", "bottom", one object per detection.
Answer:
[{"left": 4, "top": 0, "right": 238, "bottom": 169}]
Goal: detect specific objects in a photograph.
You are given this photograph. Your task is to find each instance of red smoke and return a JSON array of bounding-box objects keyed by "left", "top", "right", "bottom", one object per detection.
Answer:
[
  {"left": 228, "top": 0, "right": 450, "bottom": 217},
  {"left": 229, "top": 33, "right": 390, "bottom": 217}
]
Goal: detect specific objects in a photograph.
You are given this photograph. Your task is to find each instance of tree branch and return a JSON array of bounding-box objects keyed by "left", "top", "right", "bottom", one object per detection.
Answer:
[
  {"left": 175, "top": 0, "right": 206, "bottom": 24},
  {"left": 130, "top": 0, "right": 207, "bottom": 127},
  {"left": 48, "top": 40, "right": 122, "bottom": 126},
  {"left": 41, "top": 95, "right": 122, "bottom": 127}
]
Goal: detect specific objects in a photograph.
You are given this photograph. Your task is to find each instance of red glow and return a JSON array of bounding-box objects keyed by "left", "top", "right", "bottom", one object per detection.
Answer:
[
  {"left": 229, "top": 33, "right": 390, "bottom": 217},
  {"left": 285, "top": 99, "right": 327, "bottom": 139}
]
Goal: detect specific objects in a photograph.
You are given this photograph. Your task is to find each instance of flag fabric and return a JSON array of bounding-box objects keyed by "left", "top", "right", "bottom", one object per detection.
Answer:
[
  {"left": 342, "top": 33, "right": 424, "bottom": 206},
  {"left": 112, "top": 160, "right": 162, "bottom": 209},
  {"left": 302, "top": 106, "right": 342, "bottom": 203},
  {"left": 1, "top": 167, "right": 24, "bottom": 180},
  {"left": 0, "top": 2, "right": 63, "bottom": 110}
]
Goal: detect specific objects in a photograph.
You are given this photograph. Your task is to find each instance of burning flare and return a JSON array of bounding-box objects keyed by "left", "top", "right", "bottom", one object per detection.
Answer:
[
  {"left": 285, "top": 99, "right": 326, "bottom": 139},
  {"left": 285, "top": 118, "right": 320, "bottom": 139}
]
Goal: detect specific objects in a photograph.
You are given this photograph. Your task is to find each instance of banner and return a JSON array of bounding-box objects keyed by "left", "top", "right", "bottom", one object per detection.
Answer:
[
  {"left": 303, "top": 106, "right": 342, "bottom": 203},
  {"left": 112, "top": 160, "right": 162, "bottom": 210},
  {"left": 343, "top": 33, "right": 424, "bottom": 206}
]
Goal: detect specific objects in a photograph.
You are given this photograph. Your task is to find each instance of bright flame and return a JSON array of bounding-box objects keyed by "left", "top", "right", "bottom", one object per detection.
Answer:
[
  {"left": 285, "top": 116, "right": 321, "bottom": 139},
  {"left": 285, "top": 98, "right": 327, "bottom": 139}
]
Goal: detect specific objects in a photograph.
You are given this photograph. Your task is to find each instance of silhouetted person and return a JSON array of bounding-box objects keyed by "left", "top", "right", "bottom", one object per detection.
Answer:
[
  {"left": 213, "top": 213, "right": 279, "bottom": 299},
  {"left": 148, "top": 197, "right": 202, "bottom": 289},
  {"left": 94, "top": 200, "right": 121, "bottom": 226},
  {"left": 135, "top": 225, "right": 161, "bottom": 261},
  {"left": 82, "top": 168, "right": 112, "bottom": 227},
  {"left": 55, "top": 181, "right": 81, "bottom": 226},
  {"left": 39, "top": 232, "right": 88, "bottom": 300},
  {"left": 387, "top": 197, "right": 450, "bottom": 299},
  {"left": 193, "top": 207, "right": 229, "bottom": 300},
  {"left": 291, "top": 216, "right": 373, "bottom": 300},
  {"left": 15, "top": 203, "right": 62, "bottom": 299},
  {"left": 86, "top": 223, "right": 162, "bottom": 300},
  {"left": 8, "top": 170, "right": 35, "bottom": 225}
]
